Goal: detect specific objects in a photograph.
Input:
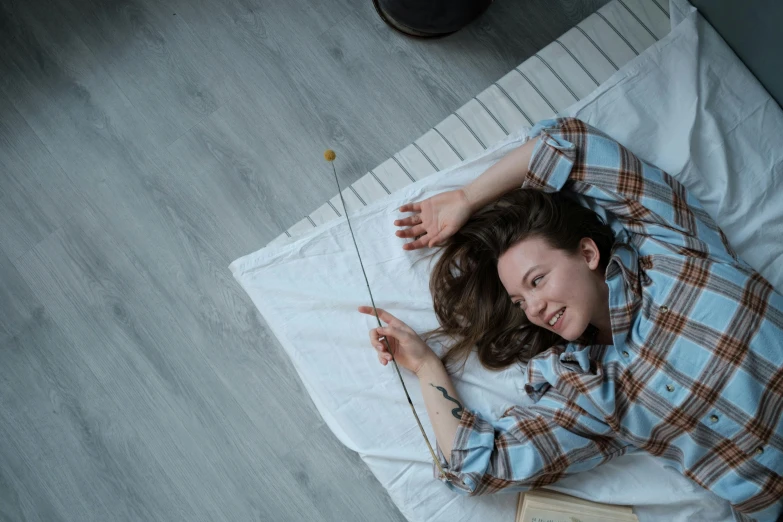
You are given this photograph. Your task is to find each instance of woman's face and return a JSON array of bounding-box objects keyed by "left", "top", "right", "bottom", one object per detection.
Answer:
[{"left": 497, "top": 235, "right": 607, "bottom": 342}]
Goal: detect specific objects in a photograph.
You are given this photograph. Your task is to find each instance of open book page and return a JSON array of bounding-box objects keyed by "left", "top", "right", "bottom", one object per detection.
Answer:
[
  {"left": 521, "top": 505, "right": 636, "bottom": 522},
  {"left": 528, "top": 489, "right": 633, "bottom": 514},
  {"left": 517, "top": 491, "right": 638, "bottom": 522}
]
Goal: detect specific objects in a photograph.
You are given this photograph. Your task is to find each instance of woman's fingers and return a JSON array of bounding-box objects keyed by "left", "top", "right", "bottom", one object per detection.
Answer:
[
  {"left": 402, "top": 236, "right": 430, "bottom": 251},
  {"left": 370, "top": 327, "right": 391, "bottom": 350},
  {"left": 358, "top": 307, "right": 411, "bottom": 367},
  {"left": 370, "top": 328, "right": 393, "bottom": 366},
  {"left": 395, "top": 224, "right": 426, "bottom": 239},
  {"left": 368, "top": 328, "right": 381, "bottom": 350},
  {"left": 399, "top": 202, "right": 422, "bottom": 213},
  {"left": 358, "top": 306, "right": 400, "bottom": 327},
  {"left": 357, "top": 305, "right": 388, "bottom": 322},
  {"left": 374, "top": 325, "right": 402, "bottom": 345},
  {"left": 394, "top": 215, "right": 422, "bottom": 227}
]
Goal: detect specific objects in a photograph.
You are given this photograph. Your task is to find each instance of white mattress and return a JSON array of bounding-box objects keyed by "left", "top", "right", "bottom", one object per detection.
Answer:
[{"left": 230, "top": 0, "right": 783, "bottom": 521}]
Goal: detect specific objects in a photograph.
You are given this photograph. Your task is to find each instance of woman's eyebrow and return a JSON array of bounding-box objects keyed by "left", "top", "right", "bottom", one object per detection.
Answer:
[{"left": 509, "top": 265, "right": 541, "bottom": 298}]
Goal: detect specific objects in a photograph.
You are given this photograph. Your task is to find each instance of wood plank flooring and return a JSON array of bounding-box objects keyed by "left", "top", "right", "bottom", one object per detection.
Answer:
[{"left": 0, "top": 0, "right": 608, "bottom": 520}]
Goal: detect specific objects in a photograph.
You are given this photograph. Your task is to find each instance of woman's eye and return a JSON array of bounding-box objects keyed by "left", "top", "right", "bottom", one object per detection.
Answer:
[
  {"left": 513, "top": 301, "right": 524, "bottom": 309},
  {"left": 532, "top": 276, "right": 543, "bottom": 287}
]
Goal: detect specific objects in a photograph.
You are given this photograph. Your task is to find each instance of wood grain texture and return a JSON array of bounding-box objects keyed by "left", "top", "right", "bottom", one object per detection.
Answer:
[
  {"left": 58, "top": 0, "right": 241, "bottom": 147},
  {"left": 12, "top": 206, "right": 332, "bottom": 522},
  {"left": 0, "top": 248, "right": 42, "bottom": 343},
  {"left": 279, "top": 423, "right": 408, "bottom": 522},
  {"left": 0, "top": 88, "right": 84, "bottom": 263},
  {"left": 0, "top": 0, "right": 609, "bottom": 520}
]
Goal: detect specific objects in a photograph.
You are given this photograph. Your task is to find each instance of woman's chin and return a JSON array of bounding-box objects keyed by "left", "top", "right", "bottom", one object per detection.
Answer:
[
  {"left": 558, "top": 319, "right": 584, "bottom": 342},
  {"left": 560, "top": 329, "right": 577, "bottom": 341}
]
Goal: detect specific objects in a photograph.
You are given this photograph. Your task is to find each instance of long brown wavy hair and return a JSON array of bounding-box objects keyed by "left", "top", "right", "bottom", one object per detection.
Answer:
[{"left": 419, "top": 188, "right": 615, "bottom": 373}]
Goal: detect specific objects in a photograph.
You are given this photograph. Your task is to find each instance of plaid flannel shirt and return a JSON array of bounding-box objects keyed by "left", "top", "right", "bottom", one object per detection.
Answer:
[{"left": 435, "top": 118, "right": 783, "bottom": 522}]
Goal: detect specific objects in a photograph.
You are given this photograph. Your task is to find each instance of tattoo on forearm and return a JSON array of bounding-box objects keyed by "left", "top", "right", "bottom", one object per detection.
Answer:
[{"left": 430, "top": 384, "right": 464, "bottom": 419}]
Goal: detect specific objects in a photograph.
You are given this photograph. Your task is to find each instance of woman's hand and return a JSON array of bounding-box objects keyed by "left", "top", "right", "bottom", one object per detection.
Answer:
[
  {"left": 357, "top": 306, "right": 437, "bottom": 375},
  {"left": 394, "top": 189, "right": 472, "bottom": 251}
]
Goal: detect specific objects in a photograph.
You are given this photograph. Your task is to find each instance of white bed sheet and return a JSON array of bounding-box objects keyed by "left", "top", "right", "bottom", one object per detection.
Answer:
[{"left": 230, "top": 2, "right": 783, "bottom": 521}]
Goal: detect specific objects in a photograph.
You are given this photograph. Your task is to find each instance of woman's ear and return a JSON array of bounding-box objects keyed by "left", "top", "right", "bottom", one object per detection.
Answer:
[{"left": 580, "top": 238, "right": 601, "bottom": 270}]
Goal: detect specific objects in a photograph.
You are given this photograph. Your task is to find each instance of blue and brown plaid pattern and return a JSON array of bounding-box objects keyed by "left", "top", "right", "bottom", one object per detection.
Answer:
[{"left": 435, "top": 118, "right": 783, "bottom": 521}]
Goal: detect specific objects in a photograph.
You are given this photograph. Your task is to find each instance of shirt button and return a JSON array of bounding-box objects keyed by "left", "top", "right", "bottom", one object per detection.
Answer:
[
  {"left": 659, "top": 305, "right": 669, "bottom": 313},
  {"left": 709, "top": 415, "right": 719, "bottom": 423},
  {"left": 622, "top": 351, "right": 630, "bottom": 358},
  {"left": 666, "top": 384, "right": 675, "bottom": 392},
  {"left": 755, "top": 447, "right": 764, "bottom": 455}
]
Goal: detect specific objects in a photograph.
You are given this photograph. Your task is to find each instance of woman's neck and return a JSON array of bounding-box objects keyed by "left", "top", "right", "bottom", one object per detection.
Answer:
[{"left": 595, "top": 327, "right": 613, "bottom": 345}]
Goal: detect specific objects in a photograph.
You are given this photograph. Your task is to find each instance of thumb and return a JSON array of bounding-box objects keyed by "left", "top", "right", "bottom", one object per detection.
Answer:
[
  {"left": 376, "top": 325, "right": 393, "bottom": 339},
  {"left": 379, "top": 324, "right": 400, "bottom": 334},
  {"left": 428, "top": 228, "right": 448, "bottom": 247},
  {"left": 378, "top": 325, "right": 405, "bottom": 341}
]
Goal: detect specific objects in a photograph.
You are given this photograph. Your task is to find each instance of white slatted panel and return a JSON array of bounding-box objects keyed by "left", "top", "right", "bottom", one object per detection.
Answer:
[
  {"left": 557, "top": 27, "right": 619, "bottom": 85},
  {"left": 374, "top": 158, "right": 418, "bottom": 193},
  {"left": 457, "top": 98, "right": 509, "bottom": 143},
  {"left": 352, "top": 171, "right": 392, "bottom": 204},
  {"left": 516, "top": 58, "right": 580, "bottom": 113},
  {"left": 578, "top": 14, "right": 638, "bottom": 66},
  {"left": 309, "top": 201, "right": 340, "bottom": 226},
  {"left": 413, "top": 129, "right": 462, "bottom": 171},
  {"left": 330, "top": 189, "right": 364, "bottom": 216},
  {"left": 620, "top": 0, "right": 671, "bottom": 39},
  {"left": 272, "top": 0, "right": 670, "bottom": 245},
  {"left": 597, "top": 1, "right": 658, "bottom": 55},
  {"left": 496, "top": 70, "right": 556, "bottom": 125},
  {"left": 435, "top": 115, "right": 486, "bottom": 158},
  {"left": 475, "top": 85, "right": 533, "bottom": 131},
  {"left": 536, "top": 44, "right": 600, "bottom": 99},
  {"left": 394, "top": 145, "right": 438, "bottom": 181}
]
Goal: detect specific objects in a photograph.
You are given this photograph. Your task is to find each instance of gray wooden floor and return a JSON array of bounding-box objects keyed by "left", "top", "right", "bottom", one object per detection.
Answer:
[{"left": 0, "top": 0, "right": 608, "bottom": 520}]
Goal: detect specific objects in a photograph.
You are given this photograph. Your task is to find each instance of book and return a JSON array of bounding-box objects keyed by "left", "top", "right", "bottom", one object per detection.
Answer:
[{"left": 516, "top": 489, "right": 639, "bottom": 522}]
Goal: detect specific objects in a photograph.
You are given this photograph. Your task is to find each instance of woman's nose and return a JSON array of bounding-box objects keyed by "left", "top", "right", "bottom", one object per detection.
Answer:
[{"left": 528, "top": 297, "right": 546, "bottom": 318}]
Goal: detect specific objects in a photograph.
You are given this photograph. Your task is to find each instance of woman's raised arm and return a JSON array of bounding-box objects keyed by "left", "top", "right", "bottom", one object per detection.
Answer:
[
  {"left": 395, "top": 136, "right": 539, "bottom": 251},
  {"left": 462, "top": 136, "right": 540, "bottom": 212}
]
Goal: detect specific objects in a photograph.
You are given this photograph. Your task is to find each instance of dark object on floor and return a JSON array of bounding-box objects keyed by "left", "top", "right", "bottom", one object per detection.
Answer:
[{"left": 372, "top": 0, "right": 493, "bottom": 38}]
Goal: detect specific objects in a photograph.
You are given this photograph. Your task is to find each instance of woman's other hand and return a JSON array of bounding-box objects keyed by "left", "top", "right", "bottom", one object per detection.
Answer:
[
  {"left": 394, "top": 189, "right": 472, "bottom": 251},
  {"left": 357, "top": 306, "right": 437, "bottom": 375}
]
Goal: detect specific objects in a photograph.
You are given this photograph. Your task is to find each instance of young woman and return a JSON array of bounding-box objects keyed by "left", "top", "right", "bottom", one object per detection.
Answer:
[{"left": 357, "top": 118, "right": 783, "bottom": 521}]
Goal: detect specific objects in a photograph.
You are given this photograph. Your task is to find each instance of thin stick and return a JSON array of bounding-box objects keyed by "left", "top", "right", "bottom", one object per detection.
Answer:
[{"left": 329, "top": 160, "right": 447, "bottom": 479}]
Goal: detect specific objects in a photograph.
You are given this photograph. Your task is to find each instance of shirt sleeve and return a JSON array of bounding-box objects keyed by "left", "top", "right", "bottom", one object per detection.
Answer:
[
  {"left": 525, "top": 117, "right": 740, "bottom": 264},
  {"left": 433, "top": 389, "right": 630, "bottom": 496}
]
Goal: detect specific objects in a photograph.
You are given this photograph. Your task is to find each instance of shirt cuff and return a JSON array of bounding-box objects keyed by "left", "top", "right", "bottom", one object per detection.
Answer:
[
  {"left": 431, "top": 409, "right": 484, "bottom": 495},
  {"left": 527, "top": 119, "right": 577, "bottom": 192}
]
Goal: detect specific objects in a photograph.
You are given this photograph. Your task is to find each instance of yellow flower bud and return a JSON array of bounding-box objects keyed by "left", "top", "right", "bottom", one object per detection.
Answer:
[{"left": 324, "top": 149, "right": 336, "bottom": 162}]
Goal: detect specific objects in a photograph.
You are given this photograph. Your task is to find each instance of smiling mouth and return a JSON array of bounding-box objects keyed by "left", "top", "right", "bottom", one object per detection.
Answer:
[{"left": 548, "top": 307, "right": 565, "bottom": 328}]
